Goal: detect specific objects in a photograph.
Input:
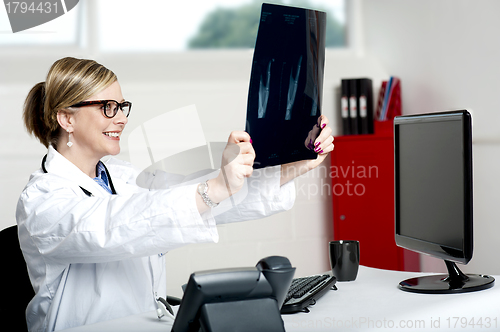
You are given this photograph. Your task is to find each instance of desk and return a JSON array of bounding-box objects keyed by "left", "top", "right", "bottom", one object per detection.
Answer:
[{"left": 62, "top": 266, "right": 499, "bottom": 331}]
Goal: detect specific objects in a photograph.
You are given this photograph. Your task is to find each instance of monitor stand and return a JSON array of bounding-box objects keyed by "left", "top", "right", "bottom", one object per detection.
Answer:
[{"left": 399, "top": 260, "right": 495, "bottom": 294}]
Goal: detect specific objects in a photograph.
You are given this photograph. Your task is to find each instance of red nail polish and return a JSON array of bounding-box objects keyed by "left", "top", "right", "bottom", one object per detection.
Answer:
[
  {"left": 315, "top": 141, "right": 321, "bottom": 147},
  {"left": 250, "top": 139, "right": 253, "bottom": 144},
  {"left": 321, "top": 123, "right": 326, "bottom": 129}
]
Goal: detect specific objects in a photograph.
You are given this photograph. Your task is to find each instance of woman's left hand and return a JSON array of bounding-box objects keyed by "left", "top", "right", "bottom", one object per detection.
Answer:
[
  {"left": 281, "top": 115, "right": 334, "bottom": 185},
  {"left": 308, "top": 115, "right": 334, "bottom": 169}
]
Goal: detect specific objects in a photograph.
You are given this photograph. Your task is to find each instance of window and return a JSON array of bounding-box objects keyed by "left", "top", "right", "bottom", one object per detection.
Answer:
[
  {"left": 0, "top": 0, "right": 346, "bottom": 51},
  {"left": 97, "top": 0, "right": 346, "bottom": 53},
  {"left": 0, "top": 1, "right": 82, "bottom": 46}
]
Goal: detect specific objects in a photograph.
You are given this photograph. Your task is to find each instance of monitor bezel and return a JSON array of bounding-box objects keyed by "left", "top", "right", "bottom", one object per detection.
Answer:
[{"left": 394, "top": 110, "right": 473, "bottom": 265}]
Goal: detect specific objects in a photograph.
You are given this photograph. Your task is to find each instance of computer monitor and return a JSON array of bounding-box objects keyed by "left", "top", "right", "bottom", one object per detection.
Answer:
[{"left": 394, "top": 110, "right": 495, "bottom": 294}]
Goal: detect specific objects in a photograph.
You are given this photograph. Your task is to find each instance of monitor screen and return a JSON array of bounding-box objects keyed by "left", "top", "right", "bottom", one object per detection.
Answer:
[{"left": 395, "top": 111, "right": 472, "bottom": 263}]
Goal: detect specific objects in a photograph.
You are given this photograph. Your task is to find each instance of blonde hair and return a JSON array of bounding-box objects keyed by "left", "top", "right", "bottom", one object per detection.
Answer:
[{"left": 23, "top": 57, "right": 117, "bottom": 148}]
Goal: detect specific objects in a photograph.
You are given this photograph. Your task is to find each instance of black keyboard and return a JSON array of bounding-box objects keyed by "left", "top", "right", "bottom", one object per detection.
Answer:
[{"left": 281, "top": 274, "right": 337, "bottom": 314}]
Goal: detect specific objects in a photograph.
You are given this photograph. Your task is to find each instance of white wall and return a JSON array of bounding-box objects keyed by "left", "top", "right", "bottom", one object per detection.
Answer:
[{"left": 362, "top": 0, "right": 500, "bottom": 275}]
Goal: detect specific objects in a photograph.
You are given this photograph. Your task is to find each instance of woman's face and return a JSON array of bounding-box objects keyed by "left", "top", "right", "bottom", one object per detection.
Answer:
[{"left": 70, "top": 81, "right": 128, "bottom": 159}]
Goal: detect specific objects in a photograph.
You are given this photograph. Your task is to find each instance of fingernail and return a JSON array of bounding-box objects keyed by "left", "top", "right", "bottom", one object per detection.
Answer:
[
  {"left": 314, "top": 146, "right": 321, "bottom": 152},
  {"left": 319, "top": 149, "right": 324, "bottom": 154},
  {"left": 250, "top": 139, "right": 253, "bottom": 144},
  {"left": 315, "top": 141, "right": 321, "bottom": 147},
  {"left": 321, "top": 123, "right": 326, "bottom": 129}
]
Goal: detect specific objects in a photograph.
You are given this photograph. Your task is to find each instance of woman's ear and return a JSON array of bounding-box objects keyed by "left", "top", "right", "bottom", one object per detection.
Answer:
[{"left": 57, "top": 111, "right": 74, "bottom": 133}]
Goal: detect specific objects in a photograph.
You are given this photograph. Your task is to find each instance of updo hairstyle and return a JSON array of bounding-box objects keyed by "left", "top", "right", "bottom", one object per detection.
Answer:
[{"left": 23, "top": 57, "right": 117, "bottom": 148}]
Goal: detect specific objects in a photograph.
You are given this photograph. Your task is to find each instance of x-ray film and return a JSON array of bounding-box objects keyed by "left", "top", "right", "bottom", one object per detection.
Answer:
[{"left": 246, "top": 3, "right": 326, "bottom": 169}]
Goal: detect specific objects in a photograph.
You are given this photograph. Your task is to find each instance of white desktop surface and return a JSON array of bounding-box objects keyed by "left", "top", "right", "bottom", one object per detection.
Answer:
[{"left": 61, "top": 266, "right": 499, "bottom": 332}]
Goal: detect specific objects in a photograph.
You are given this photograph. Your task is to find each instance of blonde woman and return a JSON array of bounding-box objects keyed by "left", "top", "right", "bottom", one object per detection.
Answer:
[{"left": 17, "top": 57, "right": 334, "bottom": 332}]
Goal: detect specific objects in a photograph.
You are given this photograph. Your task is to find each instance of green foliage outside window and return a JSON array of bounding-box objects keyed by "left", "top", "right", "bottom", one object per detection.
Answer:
[{"left": 188, "top": 0, "right": 345, "bottom": 49}]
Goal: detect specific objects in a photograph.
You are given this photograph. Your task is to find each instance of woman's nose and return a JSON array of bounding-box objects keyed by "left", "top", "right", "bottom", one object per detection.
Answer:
[{"left": 114, "top": 108, "right": 129, "bottom": 125}]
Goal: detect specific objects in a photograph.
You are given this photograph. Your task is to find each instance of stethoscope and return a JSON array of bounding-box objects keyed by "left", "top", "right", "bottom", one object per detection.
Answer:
[{"left": 41, "top": 154, "right": 117, "bottom": 196}]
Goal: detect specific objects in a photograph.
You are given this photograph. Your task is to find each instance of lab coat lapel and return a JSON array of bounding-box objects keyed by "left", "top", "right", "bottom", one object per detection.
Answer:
[{"left": 45, "top": 146, "right": 111, "bottom": 197}]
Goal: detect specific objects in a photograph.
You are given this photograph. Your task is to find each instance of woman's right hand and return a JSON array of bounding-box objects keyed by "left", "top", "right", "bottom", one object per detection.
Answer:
[{"left": 207, "top": 131, "right": 255, "bottom": 204}]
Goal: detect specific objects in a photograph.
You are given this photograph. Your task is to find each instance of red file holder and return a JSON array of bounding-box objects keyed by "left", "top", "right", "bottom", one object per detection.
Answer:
[{"left": 330, "top": 125, "right": 420, "bottom": 272}]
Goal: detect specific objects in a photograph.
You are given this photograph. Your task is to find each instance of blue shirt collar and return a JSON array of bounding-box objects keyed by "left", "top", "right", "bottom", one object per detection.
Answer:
[{"left": 93, "top": 161, "right": 112, "bottom": 194}]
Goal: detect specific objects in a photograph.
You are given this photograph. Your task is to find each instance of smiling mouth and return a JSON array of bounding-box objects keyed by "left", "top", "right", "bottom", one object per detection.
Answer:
[{"left": 103, "top": 132, "right": 121, "bottom": 138}]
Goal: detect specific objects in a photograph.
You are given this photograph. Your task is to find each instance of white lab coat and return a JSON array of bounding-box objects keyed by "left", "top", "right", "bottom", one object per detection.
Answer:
[{"left": 16, "top": 146, "right": 295, "bottom": 332}]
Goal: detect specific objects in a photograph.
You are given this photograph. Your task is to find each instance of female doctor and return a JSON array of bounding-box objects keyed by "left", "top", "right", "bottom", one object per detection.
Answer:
[{"left": 16, "top": 57, "right": 334, "bottom": 332}]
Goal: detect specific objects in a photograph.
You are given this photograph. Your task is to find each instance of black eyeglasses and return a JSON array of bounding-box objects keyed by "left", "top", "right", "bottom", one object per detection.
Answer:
[{"left": 69, "top": 100, "right": 132, "bottom": 118}]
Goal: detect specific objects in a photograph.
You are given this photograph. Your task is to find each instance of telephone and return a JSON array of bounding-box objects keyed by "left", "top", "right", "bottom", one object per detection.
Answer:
[{"left": 171, "top": 256, "right": 295, "bottom": 332}]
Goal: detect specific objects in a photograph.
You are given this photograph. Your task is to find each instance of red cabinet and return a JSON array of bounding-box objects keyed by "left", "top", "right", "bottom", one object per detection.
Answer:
[{"left": 330, "top": 122, "right": 420, "bottom": 271}]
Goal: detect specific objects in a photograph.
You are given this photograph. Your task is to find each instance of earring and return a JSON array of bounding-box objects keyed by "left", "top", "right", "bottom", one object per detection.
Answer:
[{"left": 67, "top": 130, "right": 73, "bottom": 147}]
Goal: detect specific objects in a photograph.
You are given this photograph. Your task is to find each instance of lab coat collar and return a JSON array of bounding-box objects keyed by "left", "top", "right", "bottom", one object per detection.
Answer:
[{"left": 44, "top": 145, "right": 112, "bottom": 197}]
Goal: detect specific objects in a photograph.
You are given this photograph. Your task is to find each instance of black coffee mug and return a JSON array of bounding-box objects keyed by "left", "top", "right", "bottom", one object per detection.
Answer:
[{"left": 329, "top": 240, "right": 360, "bottom": 281}]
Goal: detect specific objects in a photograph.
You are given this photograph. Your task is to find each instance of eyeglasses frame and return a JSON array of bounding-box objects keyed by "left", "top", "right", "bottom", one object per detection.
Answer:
[{"left": 69, "top": 99, "right": 132, "bottom": 118}]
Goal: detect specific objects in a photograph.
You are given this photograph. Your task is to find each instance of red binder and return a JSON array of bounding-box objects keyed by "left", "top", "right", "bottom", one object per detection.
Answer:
[{"left": 376, "top": 77, "right": 402, "bottom": 121}]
